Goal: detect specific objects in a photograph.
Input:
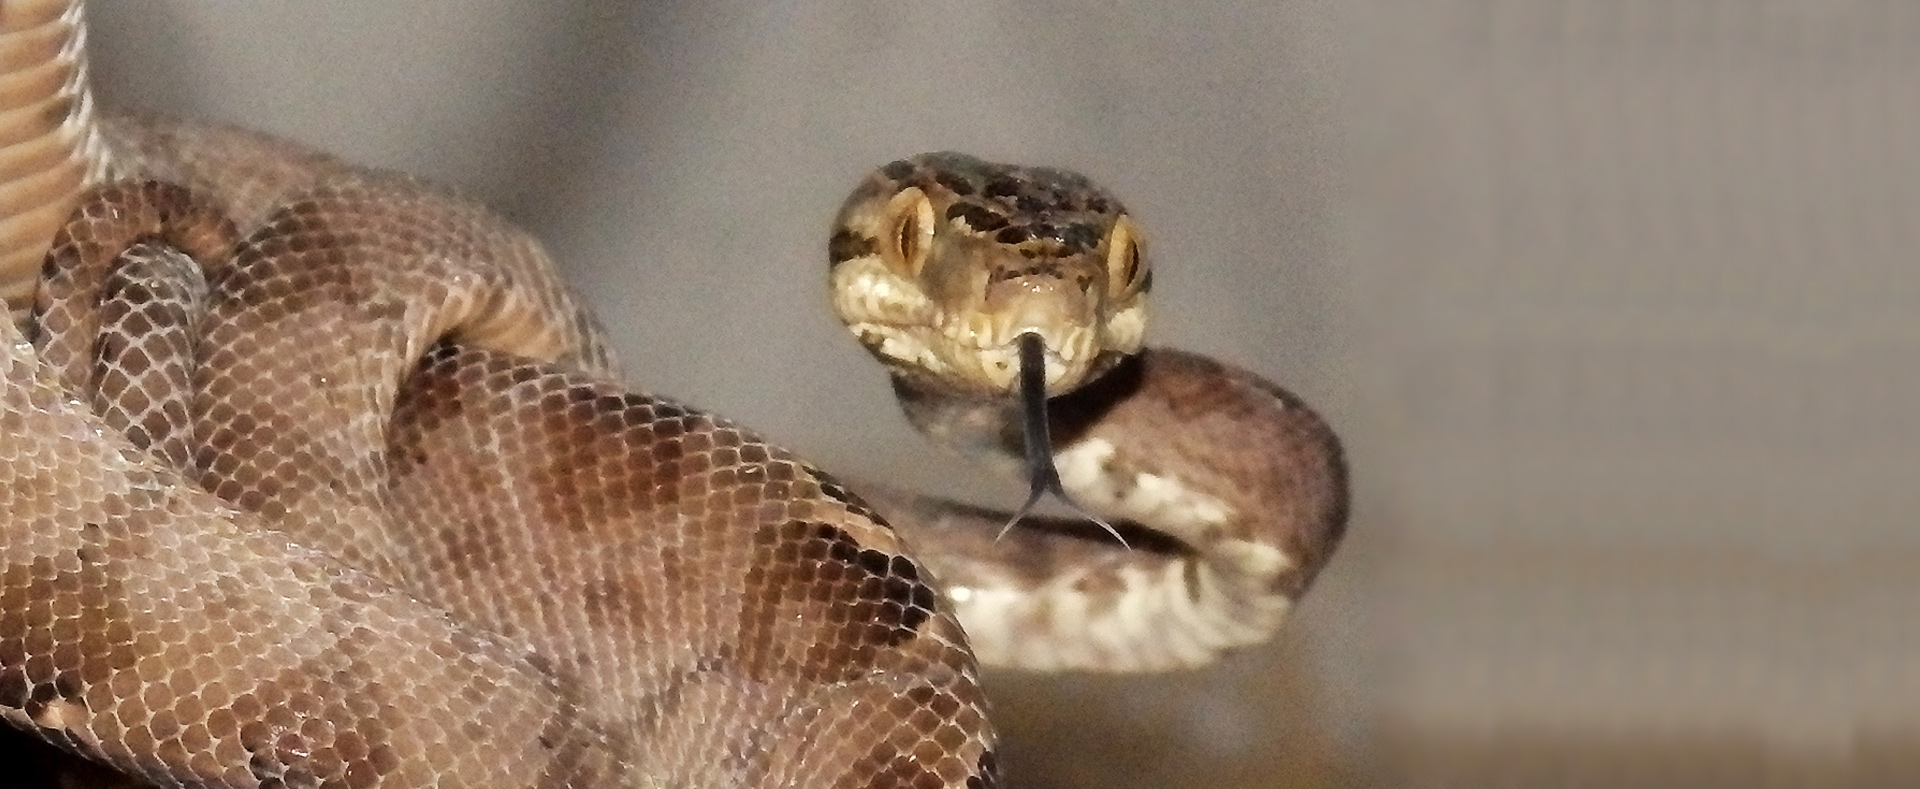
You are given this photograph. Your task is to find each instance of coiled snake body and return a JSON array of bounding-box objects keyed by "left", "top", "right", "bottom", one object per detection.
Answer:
[{"left": 0, "top": 4, "right": 1346, "bottom": 787}]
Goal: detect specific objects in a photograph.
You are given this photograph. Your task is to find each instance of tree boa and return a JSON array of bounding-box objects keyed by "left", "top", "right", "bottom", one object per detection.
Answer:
[{"left": 0, "top": 2, "right": 1347, "bottom": 786}]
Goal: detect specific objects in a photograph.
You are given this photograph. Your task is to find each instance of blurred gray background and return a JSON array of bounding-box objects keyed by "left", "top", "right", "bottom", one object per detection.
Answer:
[{"left": 87, "top": 2, "right": 1911, "bottom": 786}]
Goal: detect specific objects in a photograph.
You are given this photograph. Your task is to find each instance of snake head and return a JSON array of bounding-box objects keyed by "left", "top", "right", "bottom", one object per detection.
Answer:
[{"left": 829, "top": 152, "right": 1150, "bottom": 397}]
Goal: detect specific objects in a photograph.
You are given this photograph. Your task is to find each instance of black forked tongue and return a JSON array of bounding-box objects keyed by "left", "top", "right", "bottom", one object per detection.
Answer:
[{"left": 998, "top": 332, "right": 1130, "bottom": 548}]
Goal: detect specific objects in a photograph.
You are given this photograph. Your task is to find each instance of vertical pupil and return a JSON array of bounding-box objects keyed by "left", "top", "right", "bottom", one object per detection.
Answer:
[{"left": 897, "top": 214, "right": 916, "bottom": 259}]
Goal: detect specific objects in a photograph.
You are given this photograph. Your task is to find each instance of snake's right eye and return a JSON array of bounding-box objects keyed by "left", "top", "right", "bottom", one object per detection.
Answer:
[{"left": 883, "top": 187, "right": 935, "bottom": 278}]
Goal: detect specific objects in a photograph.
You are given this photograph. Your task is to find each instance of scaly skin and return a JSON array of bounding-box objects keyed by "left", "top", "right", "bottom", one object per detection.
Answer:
[{"left": 829, "top": 152, "right": 1150, "bottom": 397}]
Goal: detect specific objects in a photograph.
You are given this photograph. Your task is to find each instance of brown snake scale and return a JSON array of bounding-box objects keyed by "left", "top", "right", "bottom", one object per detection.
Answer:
[{"left": 1, "top": 4, "right": 1346, "bottom": 787}]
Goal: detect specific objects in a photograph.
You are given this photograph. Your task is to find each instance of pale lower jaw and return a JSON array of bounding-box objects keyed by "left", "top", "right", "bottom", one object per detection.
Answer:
[
  {"left": 851, "top": 320, "right": 1101, "bottom": 396},
  {"left": 946, "top": 335, "right": 1094, "bottom": 396}
]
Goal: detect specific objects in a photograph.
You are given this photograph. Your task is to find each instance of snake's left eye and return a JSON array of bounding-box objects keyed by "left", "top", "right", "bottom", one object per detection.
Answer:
[
  {"left": 1104, "top": 215, "right": 1148, "bottom": 298},
  {"left": 883, "top": 186, "right": 936, "bottom": 278}
]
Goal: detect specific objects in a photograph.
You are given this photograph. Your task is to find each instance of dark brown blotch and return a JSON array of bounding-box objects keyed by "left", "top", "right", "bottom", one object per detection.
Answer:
[
  {"left": 987, "top": 261, "right": 1066, "bottom": 285},
  {"left": 810, "top": 525, "right": 935, "bottom": 640},
  {"left": 932, "top": 170, "right": 977, "bottom": 196},
  {"left": 811, "top": 471, "right": 881, "bottom": 522},
  {"left": 386, "top": 343, "right": 470, "bottom": 473},
  {"left": 1059, "top": 222, "right": 1102, "bottom": 253},
  {"left": 737, "top": 519, "right": 938, "bottom": 682},
  {"left": 0, "top": 549, "right": 140, "bottom": 714},
  {"left": 881, "top": 160, "right": 918, "bottom": 181},
  {"left": 967, "top": 750, "right": 1002, "bottom": 789},
  {"left": 828, "top": 229, "right": 878, "bottom": 266},
  {"left": 852, "top": 547, "right": 937, "bottom": 629},
  {"left": 944, "top": 203, "right": 1008, "bottom": 233}
]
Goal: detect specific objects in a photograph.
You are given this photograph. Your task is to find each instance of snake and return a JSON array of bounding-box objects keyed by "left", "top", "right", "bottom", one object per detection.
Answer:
[{"left": 0, "top": 3, "right": 1348, "bottom": 788}]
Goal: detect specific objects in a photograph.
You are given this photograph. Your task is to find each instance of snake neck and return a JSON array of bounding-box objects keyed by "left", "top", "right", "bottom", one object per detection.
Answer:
[
  {"left": 890, "top": 373, "right": 1027, "bottom": 480},
  {"left": 0, "top": 0, "right": 111, "bottom": 319},
  {"left": 888, "top": 354, "right": 1143, "bottom": 483}
]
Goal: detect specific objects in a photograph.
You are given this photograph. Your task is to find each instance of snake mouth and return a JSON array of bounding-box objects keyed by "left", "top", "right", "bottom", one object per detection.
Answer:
[
  {"left": 833, "top": 251, "right": 1141, "bottom": 396},
  {"left": 844, "top": 315, "right": 1109, "bottom": 397},
  {"left": 958, "top": 325, "right": 1097, "bottom": 394}
]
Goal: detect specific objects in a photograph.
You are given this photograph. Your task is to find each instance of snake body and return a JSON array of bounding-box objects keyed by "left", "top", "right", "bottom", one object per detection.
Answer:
[{"left": 0, "top": 3, "right": 1347, "bottom": 787}]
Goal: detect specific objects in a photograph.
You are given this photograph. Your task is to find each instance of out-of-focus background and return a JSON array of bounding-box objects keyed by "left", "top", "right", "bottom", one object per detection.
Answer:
[{"left": 84, "top": 2, "right": 1908, "bottom": 787}]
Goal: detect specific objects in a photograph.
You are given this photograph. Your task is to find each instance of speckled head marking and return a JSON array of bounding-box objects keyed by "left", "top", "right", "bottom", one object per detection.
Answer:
[{"left": 829, "top": 152, "right": 1150, "bottom": 396}]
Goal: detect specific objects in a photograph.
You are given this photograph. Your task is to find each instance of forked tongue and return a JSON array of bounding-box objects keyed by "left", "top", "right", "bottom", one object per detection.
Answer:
[{"left": 997, "top": 332, "right": 1130, "bottom": 548}]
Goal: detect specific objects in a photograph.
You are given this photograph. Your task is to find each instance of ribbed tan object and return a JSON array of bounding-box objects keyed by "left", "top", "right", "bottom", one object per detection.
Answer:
[{"left": 0, "top": 0, "right": 104, "bottom": 315}]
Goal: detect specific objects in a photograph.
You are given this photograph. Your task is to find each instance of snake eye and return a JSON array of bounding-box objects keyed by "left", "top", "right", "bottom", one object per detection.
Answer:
[
  {"left": 883, "top": 186, "right": 936, "bottom": 278},
  {"left": 1104, "top": 215, "right": 1147, "bottom": 298}
]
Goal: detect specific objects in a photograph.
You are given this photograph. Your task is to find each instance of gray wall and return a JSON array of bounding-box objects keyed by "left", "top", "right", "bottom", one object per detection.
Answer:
[{"left": 89, "top": 2, "right": 1908, "bottom": 786}]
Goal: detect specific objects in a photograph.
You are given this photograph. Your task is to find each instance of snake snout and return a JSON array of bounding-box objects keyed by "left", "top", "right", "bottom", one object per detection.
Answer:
[
  {"left": 975, "top": 275, "right": 1101, "bottom": 394},
  {"left": 983, "top": 276, "right": 1098, "bottom": 362},
  {"left": 985, "top": 275, "right": 1096, "bottom": 334}
]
